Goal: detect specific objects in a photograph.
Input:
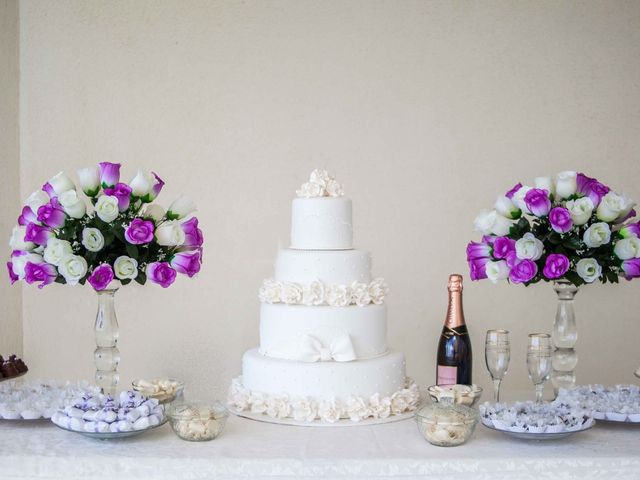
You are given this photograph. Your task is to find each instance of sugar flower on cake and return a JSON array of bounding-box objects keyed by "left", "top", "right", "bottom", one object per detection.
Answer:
[
  {"left": 265, "top": 395, "right": 291, "bottom": 420},
  {"left": 302, "top": 279, "right": 326, "bottom": 306},
  {"left": 258, "top": 278, "right": 283, "bottom": 303},
  {"left": 296, "top": 169, "right": 344, "bottom": 198},
  {"left": 227, "top": 378, "right": 251, "bottom": 412},
  {"left": 292, "top": 397, "right": 318, "bottom": 422},
  {"left": 369, "top": 393, "right": 392, "bottom": 419},
  {"left": 249, "top": 392, "right": 268, "bottom": 415},
  {"left": 467, "top": 171, "right": 639, "bottom": 286},
  {"left": 7, "top": 162, "right": 203, "bottom": 291},
  {"left": 350, "top": 281, "right": 372, "bottom": 307},
  {"left": 368, "top": 278, "right": 389, "bottom": 305},
  {"left": 280, "top": 282, "right": 304, "bottom": 305},
  {"left": 325, "top": 284, "right": 351, "bottom": 307},
  {"left": 345, "top": 395, "right": 370, "bottom": 422},
  {"left": 317, "top": 398, "right": 344, "bottom": 423}
]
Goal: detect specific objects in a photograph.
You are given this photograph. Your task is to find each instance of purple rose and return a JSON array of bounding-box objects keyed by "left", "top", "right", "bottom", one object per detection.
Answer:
[
  {"left": 493, "top": 236, "right": 516, "bottom": 259},
  {"left": 469, "top": 257, "right": 489, "bottom": 281},
  {"left": 37, "top": 203, "right": 67, "bottom": 228},
  {"left": 124, "top": 218, "right": 155, "bottom": 244},
  {"left": 99, "top": 162, "right": 121, "bottom": 188},
  {"left": 24, "top": 223, "right": 54, "bottom": 245},
  {"left": 7, "top": 262, "right": 18, "bottom": 284},
  {"left": 505, "top": 183, "right": 522, "bottom": 200},
  {"left": 576, "top": 173, "right": 609, "bottom": 207},
  {"left": 170, "top": 251, "right": 202, "bottom": 278},
  {"left": 622, "top": 258, "right": 640, "bottom": 279},
  {"left": 509, "top": 259, "right": 538, "bottom": 284},
  {"left": 88, "top": 264, "right": 115, "bottom": 291},
  {"left": 524, "top": 188, "right": 551, "bottom": 217},
  {"left": 549, "top": 207, "right": 573, "bottom": 234},
  {"left": 617, "top": 209, "right": 637, "bottom": 224},
  {"left": 42, "top": 182, "right": 56, "bottom": 198},
  {"left": 147, "top": 262, "right": 177, "bottom": 288},
  {"left": 104, "top": 183, "right": 132, "bottom": 211},
  {"left": 466, "top": 241, "right": 491, "bottom": 261},
  {"left": 620, "top": 221, "right": 640, "bottom": 238},
  {"left": 181, "top": 217, "right": 204, "bottom": 249},
  {"left": 24, "top": 261, "right": 57, "bottom": 289},
  {"left": 543, "top": 254, "right": 570, "bottom": 279},
  {"left": 150, "top": 173, "right": 164, "bottom": 200},
  {"left": 18, "top": 206, "right": 38, "bottom": 226}
]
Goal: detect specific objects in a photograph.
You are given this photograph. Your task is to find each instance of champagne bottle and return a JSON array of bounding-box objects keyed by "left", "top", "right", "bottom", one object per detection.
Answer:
[{"left": 436, "top": 274, "right": 472, "bottom": 385}]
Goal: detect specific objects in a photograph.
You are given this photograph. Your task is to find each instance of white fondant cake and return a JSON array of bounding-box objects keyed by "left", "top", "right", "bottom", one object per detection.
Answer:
[{"left": 229, "top": 170, "right": 418, "bottom": 424}]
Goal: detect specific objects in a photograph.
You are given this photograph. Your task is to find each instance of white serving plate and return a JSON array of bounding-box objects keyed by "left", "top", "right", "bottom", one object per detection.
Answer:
[
  {"left": 481, "top": 417, "right": 594, "bottom": 440},
  {"left": 52, "top": 417, "right": 168, "bottom": 439}
]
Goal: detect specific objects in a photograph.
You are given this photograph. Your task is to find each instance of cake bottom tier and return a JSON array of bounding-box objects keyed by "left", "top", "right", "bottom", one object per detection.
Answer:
[{"left": 228, "top": 349, "right": 419, "bottom": 423}]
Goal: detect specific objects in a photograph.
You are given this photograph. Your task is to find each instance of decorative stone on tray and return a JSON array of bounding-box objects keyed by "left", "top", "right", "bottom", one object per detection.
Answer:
[
  {"left": 51, "top": 390, "right": 165, "bottom": 433},
  {"left": 555, "top": 384, "right": 640, "bottom": 423},
  {"left": 0, "top": 380, "right": 98, "bottom": 420},
  {"left": 480, "top": 401, "right": 594, "bottom": 434}
]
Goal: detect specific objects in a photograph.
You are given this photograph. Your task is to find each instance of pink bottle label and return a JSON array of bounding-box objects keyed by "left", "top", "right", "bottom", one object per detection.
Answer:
[{"left": 437, "top": 365, "right": 457, "bottom": 385}]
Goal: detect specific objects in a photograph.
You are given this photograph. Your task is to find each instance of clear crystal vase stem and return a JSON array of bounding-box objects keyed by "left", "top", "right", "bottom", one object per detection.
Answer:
[
  {"left": 551, "top": 280, "right": 578, "bottom": 395},
  {"left": 94, "top": 288, "right": 120, "bottom": 396}
]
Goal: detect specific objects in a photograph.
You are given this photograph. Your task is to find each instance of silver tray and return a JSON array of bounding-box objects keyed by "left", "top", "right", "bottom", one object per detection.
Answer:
[
  {"left": 53, "top": 418, "right": 167, "bottom": 439},
  {"left": 482, "top": 419, "right": 594, "bottom": 440}
]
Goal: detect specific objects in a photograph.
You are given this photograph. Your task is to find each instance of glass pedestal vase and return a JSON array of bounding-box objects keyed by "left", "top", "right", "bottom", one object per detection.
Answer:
[
  {"left": 94, "top": 288, "right": 120, "bottom": 396},
  {"left": 550, "top": 280, "right": 579, "bottom": 395}
]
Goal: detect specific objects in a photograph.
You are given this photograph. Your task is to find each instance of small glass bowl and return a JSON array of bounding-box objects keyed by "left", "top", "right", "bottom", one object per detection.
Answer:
[
  {"left": 167, "top": 401, "right": 228, "bottom": 441},
  {"left": 427, "top": 384, "right": 483, "bottom": 408},
  {"left": 415, "top": 402, "right": 479, "bottom": 447},
  {"left": 132, "top": 378, "right": 185, "bottom": 404}
]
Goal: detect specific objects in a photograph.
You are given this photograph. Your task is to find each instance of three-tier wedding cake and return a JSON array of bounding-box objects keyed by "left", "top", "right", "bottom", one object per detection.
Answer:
[{"left": 228, "top": 170, "right": 418, "bottom": 424}]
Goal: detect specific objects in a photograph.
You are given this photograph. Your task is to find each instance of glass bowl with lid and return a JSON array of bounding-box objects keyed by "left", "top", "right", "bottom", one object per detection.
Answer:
[
  {"left": 426, "top": 384, "right": 483, "bottom": 408},
  {"left": 166, "top": 400, "right": 228, "bottom": 441},
  {"left": 414, "top": 400, "right": 479, "bottom": 447}
]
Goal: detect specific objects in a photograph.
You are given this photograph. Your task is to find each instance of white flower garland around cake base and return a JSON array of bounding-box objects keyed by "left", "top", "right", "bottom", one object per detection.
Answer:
[
  {"left": 228, "top": 377, "right": 420, "bottom": 424},
  {"left": 259, "top": 278, "right": 388, "bottom": 307}
]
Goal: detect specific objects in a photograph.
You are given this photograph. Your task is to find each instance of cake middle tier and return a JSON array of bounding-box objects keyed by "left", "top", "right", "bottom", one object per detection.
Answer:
[
  {"left": 242, "top": 348, "right": 406, "bottom": 402},
  {"left": 274, "top": 248, "right": 372, "bottom": 284},
  {"left": 259, "top": 303, "right": 387, "bottom": 361}
]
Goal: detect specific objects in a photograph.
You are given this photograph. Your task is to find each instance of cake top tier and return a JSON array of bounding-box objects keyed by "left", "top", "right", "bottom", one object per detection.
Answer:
[{"left": 296, "top": 169, "right": 344, "bottom": 198}]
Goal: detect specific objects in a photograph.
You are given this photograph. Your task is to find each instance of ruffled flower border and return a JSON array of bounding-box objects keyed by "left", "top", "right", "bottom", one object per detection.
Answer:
[
  {"left": 228, "top": 377, "right": 419, "bottom": 423},
  {"left": 258, "top": 278, "right": 388, "bottom": 307}
]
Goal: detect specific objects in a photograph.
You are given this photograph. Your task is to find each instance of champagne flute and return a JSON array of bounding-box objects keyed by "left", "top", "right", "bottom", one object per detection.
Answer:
[
  {"left": 485, "top": 330, "right": 510, "bottom": 402},
  {"left": 527, "top": 333, "right": 552, "bottom": 404}
]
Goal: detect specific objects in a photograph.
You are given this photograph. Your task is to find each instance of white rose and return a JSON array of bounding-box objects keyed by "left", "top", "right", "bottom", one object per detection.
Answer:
[
  {"left": 534, "top": 176, "right": 555, "bottom": 196},
  {"left": 58, "top": 254, "right": 87, "bottom": 285},
  {"left": 494, "top": 196, "right": 520, "bottom": 219},
  {"left": 390, "top": 391, "right": 411, "bottom": 415},
  {"left": 515, "top": 232, "right": 544, "bottom": 260},
  {"left": 280, "top": 282, "right": 303, "bottom": 305},
  {"left": 167, "top": 195, "right": 196, "bottom": 220},
  {"left": 554, "top": 171, "right": 577, "bottom": 199},
  {"left": 58, "top": 190, "right": 87, "bottom": 219},
  {"left": 77, "top": 166, "right": 101, "bottom": 196},
  {"left": 143, "top": 204, "right": 165, "bottom": 222},
  {"left": 309, "top": 169, "right": 331, "bottom": 187},
  {"left": 576, "top": 258, "right": 602, "bottom": 283},
  {"left": 511, "top": 185, "right": 532, "bottom": 213},
  {"left": 326, "top": 284, "right": 351, "bottom": 307},
  {"left": 614, "top": 237, "right": 640, "bottom": 260},
  {"left": 317, "top": 399, "right": 343, "bottom": 423},
  {"left": 485, "top": 260, "right": 510, "bottom": 284},
  {"left": 258, "top": 279, "right": 282, "bottom": 303},
  {"left": 95, "top": 195, "right": 119, "bottom": 223},
  {"left": 227, "top": 379, "right": 250, "bottom": 412},
  {"left": 11, "top": 253, "right": 43, "bottom": 279},
  {"left": 368, "top": 393, "right": 391, "bottom": 419},
  {"left": 583, "top": 222, "right": 611, "bottom": 248},
  {"left": 9, "top": 225, "right": 35, "bottom": 251},
  {"left": 292, "top": 397, "right": 318, "bottom": 422},
  {"left": 565, "top": 197, "right": 594, "bottom": 226},
  {"left": 345, "top": 396, "right": 369, "bottom": 422},
  {"left": 129, "top": 170, "right": 156, "bottom": 197},
  {"left": 249, "top": 392, "right": 268, "bottom": 414},
  {"left": 596, "top": 191, "right": 636, "bottom": 223},
  {"left": 325, "top": 179, "right": 344, "bottom": 197},
  {"left": 155, "top": 220, "right": 186, "bottom": 246},
  {"left": 265, "top": 395, "right": 291, "bottom": 419},
  {"left": 82, "top": 228, "right": 105, "bottom": 252},
  {"left": 473, "top": 210, "right": 513, "bottom": 236},
  {"left": 350, "top": 281, "right": 371, "bottom": 307},
  {"left": 114, "top": 255, "right": 139, "bottom": 280},
  {"left": 302, "top": 280, "right": 325, "bottom": 306},
  {"left": 47, "top": 171, "right": 76, "bottom": 195},
  {"left": 296, "top": 182, "right": 323, "bottom": 198},
  {"left": 43, "top": 238, "right": 73, "bottom": 266},
  {"left": 369, "top": 278, "right": 388, "bottom": 305},
  {"left": 24, "top": 190, "right": 50, "bottom": 213}
]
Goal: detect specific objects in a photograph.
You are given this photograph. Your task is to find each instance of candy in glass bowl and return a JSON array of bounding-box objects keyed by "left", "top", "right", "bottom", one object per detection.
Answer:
[
  {"left": 132, "top": 378, "right": 184, "bottom": 404},
  {"left": 167, "top": 401, "right": 228, "bottom": 441},
  {"left": 427, "top": 384, "right": 483, "bottom": 408}
]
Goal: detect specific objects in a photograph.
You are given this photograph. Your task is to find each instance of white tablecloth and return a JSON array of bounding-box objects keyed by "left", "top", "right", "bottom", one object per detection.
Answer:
[{"left": 1, "top": 412, "right": 639, "bottom": 480}]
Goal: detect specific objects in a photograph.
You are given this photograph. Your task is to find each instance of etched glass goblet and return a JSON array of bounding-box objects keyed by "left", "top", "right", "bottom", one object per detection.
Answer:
[
  {"left": 485, "top": 330, "right": 510, "bottom": 403},
  {"left": 527, "top": 333, "right": 552, "bottom": 404}
]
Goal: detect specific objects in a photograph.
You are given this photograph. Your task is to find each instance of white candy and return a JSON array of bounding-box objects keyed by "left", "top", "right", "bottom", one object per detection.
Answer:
[
  {"left": 126, "top": 409, "right": 141, "bottom": 423},
  {"left": 135, "top": 405, "right": 150, "bottom": 417},
  {"left": 82, "top": 410, "right": 98, "bottom": 421},
  {"left": 147, "top": 414, "right": 161, "bottom": 427},
  {"left": 21, "top": 409, "right": 43, "bottom": 420},
  {"left": 103, "top": 410, "right": 117, "bottom": 423},
  {"left": 84, "top": 421, "right": 97, "bottom": 432},
  {"left": 67, "top": 407, "right": 85, "bottom": 419},
  {"left": 133, "top": 416, "right": 150, "bottom": 430},
  {"left": 69, "top": 417, "right": 85, "bottom": 431},
  {"left": 110, "top": 422, "right": 120, "bottom": 432},
  {"left": 117, "top": 420, "right": 133, "bottom": 432},
  {"left": 96, "top": 421, "right": 111, "bottom": 433}
]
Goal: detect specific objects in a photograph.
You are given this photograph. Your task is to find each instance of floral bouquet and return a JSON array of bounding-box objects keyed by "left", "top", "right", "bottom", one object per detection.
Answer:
[
  {"left": 7, "top": 162, "right": 203, "bottom": 290},
  {"left": 467, "top": 171, "right": 639, "bottom": 286}
]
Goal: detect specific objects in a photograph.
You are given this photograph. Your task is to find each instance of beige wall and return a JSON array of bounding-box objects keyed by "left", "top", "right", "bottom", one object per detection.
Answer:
[
  {"left": 0, "top": 0, "right": 22, "bottom": 356},
  {"left": 15, "top": 0, "right": 640, "bottom": 400}
]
